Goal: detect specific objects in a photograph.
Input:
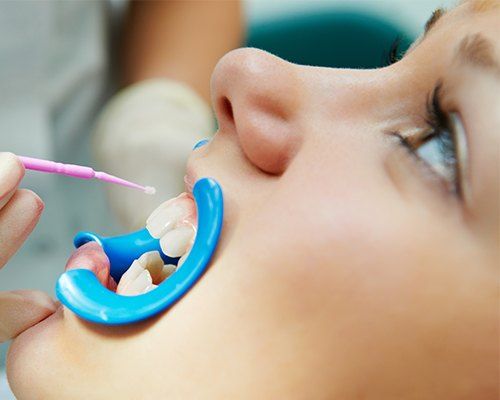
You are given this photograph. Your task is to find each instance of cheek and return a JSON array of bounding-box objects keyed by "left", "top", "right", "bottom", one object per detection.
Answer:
[
  {"left": 279, "top": 155, "right": 483, "bottom": 325},
  {"left": 255, "top": 205, "right": 492, "bottom": 390}
]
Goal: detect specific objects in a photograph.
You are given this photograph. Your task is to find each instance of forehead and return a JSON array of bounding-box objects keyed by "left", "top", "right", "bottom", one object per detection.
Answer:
[
  {"left": 418, "top": 0, "right": 500, "bottom": 64},
  {"left": 408, "top": 1, "right": 499, "bottom": 56},
  {"left": 425, "top": 0, "right": 499, "bottom": 32},
  {"left": 464, "top": 0, "right": 499, "bottom": 12},
  {"left": 439, "top": 0, "right": 499, "bottom": 27},
  {"left": 445, "top": 1, "right": 500, "bottom": 68}
]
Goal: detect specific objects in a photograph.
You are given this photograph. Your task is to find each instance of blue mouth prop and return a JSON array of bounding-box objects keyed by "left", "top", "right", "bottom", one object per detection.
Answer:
[{"left": 55, "top": 178, "right": 223, "bottom": 325}]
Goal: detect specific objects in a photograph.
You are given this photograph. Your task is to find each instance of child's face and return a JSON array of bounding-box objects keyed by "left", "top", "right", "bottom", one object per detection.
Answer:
[{"left": 8, "top": 1, "right": 499, "bottom": 398}]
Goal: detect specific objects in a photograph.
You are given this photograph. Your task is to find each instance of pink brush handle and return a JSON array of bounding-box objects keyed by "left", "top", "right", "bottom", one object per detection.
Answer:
[
  {"left": 19, "top": 156, "right": 96, "bottom": 179},
  {"left": 18, "top": 155, "right": 156, "bottom": 195}
]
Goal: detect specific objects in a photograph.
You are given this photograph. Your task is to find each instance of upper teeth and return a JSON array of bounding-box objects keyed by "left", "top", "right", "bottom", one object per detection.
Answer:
[
  {"left": 117, "top": 193, "right": 197, "bottom": 296},
  {"left": 146, "top": 192, "right": 197, "bottom": 259},
  {"left": 160, "top": 223, "right": 195, "bottom": 257},
  {"left": 146, "top": 193, "right": 196, "bottom": 238}
]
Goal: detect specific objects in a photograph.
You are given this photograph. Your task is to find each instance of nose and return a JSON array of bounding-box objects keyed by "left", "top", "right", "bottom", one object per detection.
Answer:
[{"left": 211, "top": 48, "right": 301, "bottom": 174}]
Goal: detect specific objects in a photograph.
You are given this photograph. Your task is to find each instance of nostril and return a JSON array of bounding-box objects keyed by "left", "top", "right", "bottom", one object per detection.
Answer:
[{"left": 221, "top": 97, "right": 234, "bottom": 123}]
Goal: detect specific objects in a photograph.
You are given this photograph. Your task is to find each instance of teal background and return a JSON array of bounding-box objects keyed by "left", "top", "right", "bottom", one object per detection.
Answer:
[{"left": 247, "top": 10, "right": 412, "bottom": 68}]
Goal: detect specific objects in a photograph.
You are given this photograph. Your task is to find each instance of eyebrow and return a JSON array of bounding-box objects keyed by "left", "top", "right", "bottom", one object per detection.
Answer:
[
  {"left": 404, "top": 9, "right": 446, "bottom": 54},
  {"left": 424, "top": 8, "right": 446, "bottom": 36},
  {"left": 455, "top": 34, "right": 500, "bottom": 75}
]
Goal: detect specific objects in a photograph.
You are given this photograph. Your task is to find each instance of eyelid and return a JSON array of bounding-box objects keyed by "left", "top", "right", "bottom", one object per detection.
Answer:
[
  {"left": 424, "top": 84, "right": 466, "bottom": 198},
  {"left": 450, "top": 112, "right": 471, "bottom": 204}
]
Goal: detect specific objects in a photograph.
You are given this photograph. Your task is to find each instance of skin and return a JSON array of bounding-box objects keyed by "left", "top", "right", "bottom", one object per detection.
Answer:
[
  {"left": 5, "top": 1, "right": 499, "bottom": 398},
  {"left": 0, "top": 153, "right": 56, "bottom": 343}
]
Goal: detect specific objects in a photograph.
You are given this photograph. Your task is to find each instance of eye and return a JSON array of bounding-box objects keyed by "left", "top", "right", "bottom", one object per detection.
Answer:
[
  {"left": 415, "top": 113, "right": 463, "bottom": 189},
  {"left": 386, "top": 37, "right": 403, "bottom": 65},
  {"left": 397, "top": 84, "right": 468, "bottom": 198}
]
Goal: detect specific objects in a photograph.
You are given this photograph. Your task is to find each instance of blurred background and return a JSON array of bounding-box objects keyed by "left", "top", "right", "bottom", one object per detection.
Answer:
[{"left": 0, "top": 0, "right": 454, "bottom": 397}]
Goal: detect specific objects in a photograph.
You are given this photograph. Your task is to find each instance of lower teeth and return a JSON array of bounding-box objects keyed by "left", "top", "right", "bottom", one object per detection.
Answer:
[
  {"left": 116, "top": 247, "right": 192, "bottom": 296},
  {"left": 117, "top": 192, "right": 197, "bottom": 296}
]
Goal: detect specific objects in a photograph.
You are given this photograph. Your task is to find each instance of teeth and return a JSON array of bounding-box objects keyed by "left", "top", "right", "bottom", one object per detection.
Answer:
[
  {"left": 116, "top": 260, "right": 144, "bottom": 294},
  {"left": 138, "top": 251, "right": 164, "bottom": 284},
  {"left": 160, "top": 264, "right": 177, "bottom": 281},
  {"left": 117, "top": 269, "right": 153, "bottom": 296},
  {"left": 160, "top": 224, "right": 195, "bottom": 257},
  {"left": 116, "top": 256, "right": 160, "bottom": 296},
  {"left": 130, "top": 192, "right": 199, "bottom": 290},
  {"left": 177, "top": 251, "right": 189, "bottom": 269},
  {"left": 146, "top": 193, "right": 196, "bottom": 239},
  {"left": 144, "top": 283, "right": 158, "bottom": 293}
]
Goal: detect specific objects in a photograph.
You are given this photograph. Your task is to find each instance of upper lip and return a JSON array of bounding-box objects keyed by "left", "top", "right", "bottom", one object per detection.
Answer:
[
  {"left": 184, "top": 160, "right": 198, "bottom": 194},
  {"left": 183, "top": 174, "right": 194, "bottom": 194}
]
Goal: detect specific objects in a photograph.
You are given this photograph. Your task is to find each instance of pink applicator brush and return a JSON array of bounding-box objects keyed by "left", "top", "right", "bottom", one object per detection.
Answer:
[{"left": 19, "top": 156, "right": 156, "bottom": 195}]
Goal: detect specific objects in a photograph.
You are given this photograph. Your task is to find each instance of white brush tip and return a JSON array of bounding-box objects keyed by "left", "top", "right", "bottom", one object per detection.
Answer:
[{"left": 144, "top": 186, "right": 156, "bottom": 195}]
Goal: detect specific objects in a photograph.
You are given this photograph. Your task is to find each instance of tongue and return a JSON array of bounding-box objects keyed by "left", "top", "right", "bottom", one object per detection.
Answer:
[{"left": 65, "top": 242, "right": 117, "bottom": 291}]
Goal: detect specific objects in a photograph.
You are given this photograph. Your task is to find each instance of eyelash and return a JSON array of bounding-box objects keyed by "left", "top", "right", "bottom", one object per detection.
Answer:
[
  {"left": 394, "top": 83, "right": 461, "bottom": 197},
  {"left": 386, "top": 37, "right": 403, "bottom": 65},
  {"left": 425, "top": 84, "right": 457, "bottom": 173}
]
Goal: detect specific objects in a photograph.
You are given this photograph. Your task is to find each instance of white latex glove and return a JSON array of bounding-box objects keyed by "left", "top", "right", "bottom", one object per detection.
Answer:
[
  {"left": 0, "top": 153, "right": 57, "bottom": 343},
  {"left": 93, "top": 79, "right": 214, "bottom": 230}
]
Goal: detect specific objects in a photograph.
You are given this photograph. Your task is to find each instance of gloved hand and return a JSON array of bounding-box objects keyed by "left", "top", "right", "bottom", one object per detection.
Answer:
[
  {"left": 0, "top": 153, "right": 57, "bottom": 343},
  {"left": 93, "top": 79, "right": 215, "bottom": 230}
]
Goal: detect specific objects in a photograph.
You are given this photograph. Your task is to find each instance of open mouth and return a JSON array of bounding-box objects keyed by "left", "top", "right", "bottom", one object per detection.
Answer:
[
  {"left": 56, "top": 177, "right": 223, "bottom": 325},
  {"left": 116, "top": 192, "right": 198, "bottom": 296}
]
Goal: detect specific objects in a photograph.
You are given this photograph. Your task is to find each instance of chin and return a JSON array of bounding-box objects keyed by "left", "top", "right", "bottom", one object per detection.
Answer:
[{"left": 6, "top": 309, "right": 64, "bottom": 399}]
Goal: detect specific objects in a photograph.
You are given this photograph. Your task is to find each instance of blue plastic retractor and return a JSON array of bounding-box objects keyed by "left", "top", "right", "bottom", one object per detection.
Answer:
[{"left": 56, "top": 177, "right": 223, "bottom": 325}]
